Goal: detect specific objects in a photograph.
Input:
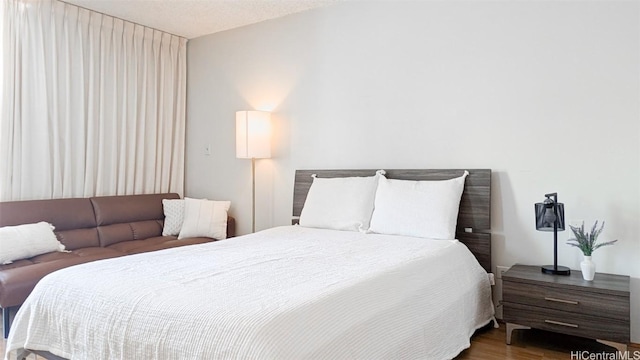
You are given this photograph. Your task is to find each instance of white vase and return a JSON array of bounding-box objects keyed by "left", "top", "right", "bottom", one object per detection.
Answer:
[{"left": 580, "top": 256, "right": 596, "bottom": 281}]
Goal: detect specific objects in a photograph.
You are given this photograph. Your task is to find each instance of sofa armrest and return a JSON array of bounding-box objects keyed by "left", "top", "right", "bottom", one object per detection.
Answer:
[{"left": 226, "top": 216, "right": 236, "bottom": 238}]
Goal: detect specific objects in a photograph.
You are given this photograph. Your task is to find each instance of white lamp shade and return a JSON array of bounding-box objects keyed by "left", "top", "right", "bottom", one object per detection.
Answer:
[{"left": 236, "top": 111, "right": 272, "bottom": 159}]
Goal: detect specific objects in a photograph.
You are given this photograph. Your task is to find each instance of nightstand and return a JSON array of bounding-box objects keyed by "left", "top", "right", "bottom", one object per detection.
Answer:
[{"left": 502, "top": 264, "right": 630, "bottom": 352}]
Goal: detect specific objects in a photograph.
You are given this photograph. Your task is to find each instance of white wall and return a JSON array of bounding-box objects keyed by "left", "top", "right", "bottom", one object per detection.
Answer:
[{"left": 186, "top": 1, "right": 640, "bottom": 342}]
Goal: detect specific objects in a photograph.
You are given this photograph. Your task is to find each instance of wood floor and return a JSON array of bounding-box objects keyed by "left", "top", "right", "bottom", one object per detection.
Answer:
[
  {"left": 1, "top": 321, "right": 638, "bottom": 359},
  {"left": 457, "top": 322, "right": 640, "bottom": 360}
]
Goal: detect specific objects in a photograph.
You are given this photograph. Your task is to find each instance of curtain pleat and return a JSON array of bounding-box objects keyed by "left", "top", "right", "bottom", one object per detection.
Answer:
[{"left": 0, "top": 0, "right": 187, "bottom": 201}]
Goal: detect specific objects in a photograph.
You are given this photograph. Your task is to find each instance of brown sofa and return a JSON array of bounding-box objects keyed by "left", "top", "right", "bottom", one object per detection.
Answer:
[{"left": 0, "top": 193, "right": 235, "bottom": 337}]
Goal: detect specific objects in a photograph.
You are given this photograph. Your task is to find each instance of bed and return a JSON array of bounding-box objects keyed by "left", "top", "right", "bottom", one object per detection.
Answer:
[{"left": 5, "top": 169, "right": 494, "bottom": 360}]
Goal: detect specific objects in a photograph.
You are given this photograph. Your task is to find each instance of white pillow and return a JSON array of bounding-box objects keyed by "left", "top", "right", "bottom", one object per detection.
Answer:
[
  {"left": 178, "top": 198, "right": 231, "bottom": 240},
  {"left": 162, "top": 199, "right": 185, "bottom": 236},
  {"left": 0, "top": 222, "right": 66, "bottom": 264},
  {"left": 369, "top": 171, "right": 469, "bottom": 240},
  {"left": 299, "top": 171, "right": 384, "bottom": 232}
]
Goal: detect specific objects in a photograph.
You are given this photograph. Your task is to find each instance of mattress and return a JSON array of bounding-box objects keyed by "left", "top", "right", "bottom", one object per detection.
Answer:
[{"left": 5, "top": 226, "right": 495, "bottom": 360}]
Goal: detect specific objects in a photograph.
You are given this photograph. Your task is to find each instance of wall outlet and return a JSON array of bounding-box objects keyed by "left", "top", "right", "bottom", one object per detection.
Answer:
[{"left": 496, "top": 265, "right": 510, "bottom": 279}]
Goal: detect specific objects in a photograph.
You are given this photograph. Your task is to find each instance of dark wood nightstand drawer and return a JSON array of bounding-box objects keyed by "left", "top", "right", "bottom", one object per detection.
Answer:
[
  {"left": 503, "top": 302, "right": 630, "bottom": 343},
  {"left": 503, "top": 280, "right": 629, "bottom": 321}
]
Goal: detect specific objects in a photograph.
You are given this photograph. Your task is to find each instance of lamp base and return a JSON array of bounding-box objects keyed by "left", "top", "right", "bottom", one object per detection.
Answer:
[{"left": 541, "top": 265, "right": 571, "bottom": 276}]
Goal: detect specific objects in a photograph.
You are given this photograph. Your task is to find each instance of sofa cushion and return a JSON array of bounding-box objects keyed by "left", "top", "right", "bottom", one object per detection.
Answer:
[
  {"left": 105, "top": 235, "right": 212, "bottom": 254},
  {"left": 0, "top": 198, "right": 99, "bottom": 249},
  {"left": 0, "top": 198, "right": 96, "bottom": 230},
  {"left": 91, "top": 193, "right": 179, "bottom": 226},
  {"left": 97, "top": 220, "right": 164, "bottom": 248},
  {"left": 178, "top": 198, "right": 231, "bottom": 240},
  {"left": 0, "top": 259, "right": 33, "bottom": 271},
  {"left": 92, "top": 193, "right": 178, "bottom": 247},
  {"left": 162, "top": 199, "right": 185, "bottom": 236},
  {"left": 55, "top": 228, "right": 100, "bottom": 251},
  {"left": 106, "top": 236, "right": 170, "bottom": 253},
  {"left": 30, "top": 247, "right": 122, "bottom": 263}
]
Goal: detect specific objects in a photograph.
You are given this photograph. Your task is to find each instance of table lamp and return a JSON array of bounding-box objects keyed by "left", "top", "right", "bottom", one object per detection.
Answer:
[{"left": 535, "top": 192, "right": 570, "bottom": 275}]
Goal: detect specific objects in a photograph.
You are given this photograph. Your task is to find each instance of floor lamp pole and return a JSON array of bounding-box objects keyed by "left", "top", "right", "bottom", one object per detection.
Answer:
[{"left": 251, "top": 157, "right": 256, "bottom": 233}]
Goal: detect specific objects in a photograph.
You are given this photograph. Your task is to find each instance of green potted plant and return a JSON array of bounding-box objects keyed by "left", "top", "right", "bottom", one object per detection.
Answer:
[{"left": 566, "top": 221, "right": 617, "bottom": 281}]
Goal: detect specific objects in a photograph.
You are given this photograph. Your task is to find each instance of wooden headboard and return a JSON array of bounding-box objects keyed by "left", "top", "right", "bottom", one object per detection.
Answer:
[{"left": 292, "top": 169, "right": 492, "bottom": 272}]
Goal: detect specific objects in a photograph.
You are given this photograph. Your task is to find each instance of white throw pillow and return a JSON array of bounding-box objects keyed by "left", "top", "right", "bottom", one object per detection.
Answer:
[
  {"left": 162, "top": 199, "right": 185, "bottom": 236},
  {"left": 0, "top": 222, "right": 66, "bottom": 264},
  {"left": 369, "top": 171, "right": 469, "bottom": 240},
  {"left": 299, "top": 171, "right": 384, "bottom": 232},
  {"left": 178, "top": 198, "right": 231, "bottom": 240}
]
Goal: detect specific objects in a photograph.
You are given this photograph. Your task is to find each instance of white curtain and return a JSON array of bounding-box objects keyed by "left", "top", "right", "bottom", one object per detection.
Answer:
[{"left": 0, "top": 0, "right": 187, "bottom": 201}]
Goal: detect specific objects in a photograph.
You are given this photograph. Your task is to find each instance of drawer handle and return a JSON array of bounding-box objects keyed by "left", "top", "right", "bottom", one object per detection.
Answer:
[
  {"left": 544, "top": 297, "right": 578, "bottom": 305},
  {"left": 545, "top": 319, "right": 579, "bottom": 328}
]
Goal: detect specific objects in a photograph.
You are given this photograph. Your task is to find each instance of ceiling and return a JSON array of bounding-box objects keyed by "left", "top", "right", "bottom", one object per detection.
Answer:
[{"left": 62, "top": 0, "right": 336, "bottom": 39}]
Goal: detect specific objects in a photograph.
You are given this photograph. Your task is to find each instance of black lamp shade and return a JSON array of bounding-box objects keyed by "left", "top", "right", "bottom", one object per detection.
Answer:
[{"left": 535, "top": 202, "right": 565, "bottom": 231}]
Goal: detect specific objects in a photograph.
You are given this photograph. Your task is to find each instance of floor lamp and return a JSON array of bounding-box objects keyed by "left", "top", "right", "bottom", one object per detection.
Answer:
[{"left": 236, "top": 111, "right": 271, "bottom": 233}]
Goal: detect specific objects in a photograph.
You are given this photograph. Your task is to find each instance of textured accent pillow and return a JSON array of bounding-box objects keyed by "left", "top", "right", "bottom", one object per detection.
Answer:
[
  {"left": 0, "top": 222, "right": 66, "bottom": 264},
  {"left": 178, "top": 198, "right": 231, "bottom": 240},
  {"left": 162, "top": 199, "right": 185, "bottom": 236},
  {"left": 299, "top": 171, "right": 384, "bottom": 232},
  {"left": 369, "top": 171, "right": 469, "bottom": 240}
]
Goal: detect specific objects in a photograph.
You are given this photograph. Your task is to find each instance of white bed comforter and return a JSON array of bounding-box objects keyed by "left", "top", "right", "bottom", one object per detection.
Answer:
[{"left": 6, "top": 226, "right": 494, "bottom": 360}]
